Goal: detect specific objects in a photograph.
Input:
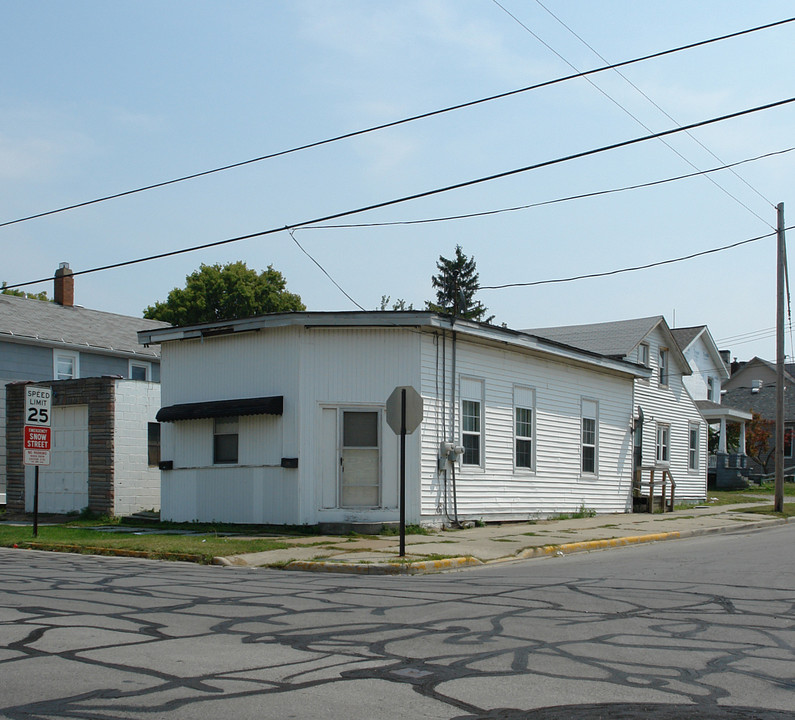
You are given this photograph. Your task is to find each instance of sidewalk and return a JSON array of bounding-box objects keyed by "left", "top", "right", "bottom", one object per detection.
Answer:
[{"left": 216, "top": 501, "right": 791, "bottom": 574}]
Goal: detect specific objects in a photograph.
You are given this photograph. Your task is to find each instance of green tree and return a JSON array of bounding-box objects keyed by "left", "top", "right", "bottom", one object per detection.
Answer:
[
  {"left": 1, "top": 281, "right": 49, "bottom": 301},
  {"left": 426, "top": 245, "right": 492, "bottom": 322},
  {"left": 143, "top": 261, "right": 305, "bottom": 325},
  {"left": 378, "top": 295, "right": 414, "bottom": 311},
  {"left": 745, "top": 411, "right": 775, "bottom": 474}
]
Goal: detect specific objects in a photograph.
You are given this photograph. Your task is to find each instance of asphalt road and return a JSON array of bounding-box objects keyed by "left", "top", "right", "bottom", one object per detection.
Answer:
[{"left": 0, "top": 524, "right": 793, "bottom": 719}]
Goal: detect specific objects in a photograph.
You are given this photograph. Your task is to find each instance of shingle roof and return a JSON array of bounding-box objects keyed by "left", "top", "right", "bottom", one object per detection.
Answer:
[
  {"left": 522, "top": 316, "right": 664, "bottom": 358},
  {"left": 722, "top": 384, "right": 795, "bottom": 423},
  {"left": 0, "top": 293, "right": 169, "bottom": 358},
  {"left": 670, "top": 326, "right": 704, "bottom": 352}
]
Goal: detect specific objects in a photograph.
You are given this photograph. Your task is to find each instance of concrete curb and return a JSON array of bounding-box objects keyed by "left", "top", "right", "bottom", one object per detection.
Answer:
[
  {"left": 282, "top": 556, "right": 483, "bottom": 575},
  {"left": 269, "top": 517, "right": 792, "bottom": 575}
]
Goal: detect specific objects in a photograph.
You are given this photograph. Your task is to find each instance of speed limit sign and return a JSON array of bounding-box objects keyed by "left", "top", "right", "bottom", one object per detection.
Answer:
[{"left": 24, "top": 386, "right": 52, "bottom": 466}]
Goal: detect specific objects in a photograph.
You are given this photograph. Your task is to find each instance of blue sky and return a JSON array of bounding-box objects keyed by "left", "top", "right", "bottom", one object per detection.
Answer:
[{"left": 2, "top": 1, "right": 793, "bottom": 361}]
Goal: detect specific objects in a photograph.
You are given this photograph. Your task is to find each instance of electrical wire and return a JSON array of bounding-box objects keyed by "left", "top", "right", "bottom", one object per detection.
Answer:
[
  {"left": 481, "top": 227, "right": 794, "bottom": 290},
  {"left": 1, "top": 15, "right": 792, "bottom": 230},
  {"left": 4, "top": 96, "right": 794, "bottom": 292},
  {"left": 718, "top": 326, "right": 778, "bottom": 344},
  {"left": 493, "top": 0, "right": 775, "bottom": 226},
  {"left": 288, "top": 229, "right": 365, "bottom": 310},
  {"left": 293, "top": 147, "right": 793, "bottom": 231},
  {"left": 530, "top": 0, "right": 776, "bottom": 210}
]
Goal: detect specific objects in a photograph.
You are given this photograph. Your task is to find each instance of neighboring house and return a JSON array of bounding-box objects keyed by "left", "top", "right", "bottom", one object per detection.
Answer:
[
  {"left": 5, "top": 377, "right": 161, "bottom": 516},
  {"left": 139, "top": 311, "right": 652, "bottom": 527},
  {"left": 670, "top": 326, "right": 752, "bottom": 488},
  {"left": 524, "top": 316, "right": 708, "bottom": 504},
  {"left": 724, "top": 356, "right": 795, "bottom": 391},
  {"left": 722, "top": 377, "right": 795, "bottom": 479},
  {"left": 1, "top": 263, "right": 170, "bottom": 502}
]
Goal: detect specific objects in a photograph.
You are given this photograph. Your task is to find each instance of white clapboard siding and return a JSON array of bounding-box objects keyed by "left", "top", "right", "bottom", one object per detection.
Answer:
[
  {"left": 419, "top": 332, "right": 635, "bottom": 522},
  {"left": 635, "top": 326, "right": 707, "bottom": 500}
]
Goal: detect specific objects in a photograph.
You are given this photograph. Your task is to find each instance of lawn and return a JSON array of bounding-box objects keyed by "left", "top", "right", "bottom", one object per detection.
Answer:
[{"left": 0, "top": 520, "right": 297, "bottom": 564}]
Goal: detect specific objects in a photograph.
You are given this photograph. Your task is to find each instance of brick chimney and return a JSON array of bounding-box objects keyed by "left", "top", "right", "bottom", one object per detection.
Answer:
[{"left": 54, "top": 262, "right": 74, "bottom": 306}]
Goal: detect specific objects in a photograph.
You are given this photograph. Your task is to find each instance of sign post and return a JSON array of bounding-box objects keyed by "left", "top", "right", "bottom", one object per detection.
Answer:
[
  {"left": 24, "top": 386, "right": 52, "bottom": 537},
  {"left": 386, "top": 386, "right": 423, "bottom": 556}
]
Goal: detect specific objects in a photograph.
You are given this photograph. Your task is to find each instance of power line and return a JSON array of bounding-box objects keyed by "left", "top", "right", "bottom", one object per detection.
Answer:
[
  {"left": 4, "top": 96, "right": 794, "bottom": 292},
  {"left": 481, "top": 227, "right": 793, "bottom": 290},
  {"left": 295, "top": 147, "right": 793, "bottom": 230},
  {"left": 716, "top": 327, "right": 776, "bottom": 344},
  {"left": 1, "top": 16, "right": 793, "bottom": 230},
  {"left": 288, "top": 229, "right": 365, "bottom": 310},
  {"left": 493, "top": 0, "right": 774, "bottom": 226},
  {"left": 530, "top": 0, "right": 776, "bottom": 211}
]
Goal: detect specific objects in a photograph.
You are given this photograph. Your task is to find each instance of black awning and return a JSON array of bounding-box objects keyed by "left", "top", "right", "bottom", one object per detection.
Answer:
[{"left": 156, "top": 395, "right": 283, "bottom": 422}]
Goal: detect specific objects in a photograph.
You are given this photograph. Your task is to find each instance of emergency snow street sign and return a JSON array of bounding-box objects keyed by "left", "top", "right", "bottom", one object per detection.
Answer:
[{"left": 24, "top": 386, "right": 52, "bottom": 466}]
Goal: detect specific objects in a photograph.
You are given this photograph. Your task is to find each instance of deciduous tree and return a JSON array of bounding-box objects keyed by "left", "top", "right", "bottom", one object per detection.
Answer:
[
  {"left": 1, "top": 282, "right": 49, "bottom": 301},
  {"left": 143, "top": 261, "right": 304, "bottom": 326},
  {"left": 745, "top": 411, "right": 775, "bottom": 475}
]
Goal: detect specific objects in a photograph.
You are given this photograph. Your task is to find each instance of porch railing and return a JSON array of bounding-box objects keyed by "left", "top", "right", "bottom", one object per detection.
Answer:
[{"left": 633, "top": 465, "right": 676, "bottom": 513}]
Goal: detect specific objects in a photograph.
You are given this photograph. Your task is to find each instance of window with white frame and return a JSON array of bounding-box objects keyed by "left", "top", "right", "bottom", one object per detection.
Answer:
[
  {"left": 659, "top": 348, "right": 669, "bottom": 386},
  {"left": 638, "top": 342, "right": 650, "bottom": 368},
  {"left": 130, "top": 361, "right": 151, "bottom": 381},
  {"left": 581, "top": 399, "right": 598, "bottom": 474},
  {"left": 688, "top": 424, "right": 700, "bottom": 470},
  {"left": 657, "top": 424, "right": 671, "bottom": 464},
  {"left": 53, "top": 350, "right": 79, "bottom": 380},
  {"left": 213, "top": 417, "right": 239, "bottom": 464},
  {"left": 514, "top": 386, "right": 534, "bottom": 470},
  {"left": 706, "top": 376, "right": 715, "bottom": 401},
  {"left": 460, "top": 378, "right": 483, "bottom": 467}
]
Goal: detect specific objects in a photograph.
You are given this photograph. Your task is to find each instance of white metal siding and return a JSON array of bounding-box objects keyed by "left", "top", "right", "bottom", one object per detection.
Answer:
[
  {"left": 635, "top": 327, "right": 707, "bottom": 500},
  {"left": 420, "top": 332, "right": 635, "bottom": 523},
  {"left": 159, "top": 328, "right": 300, "bottom": 524},
  {"left": 300, "top": 327, "right": 421, "bottom": 524}
]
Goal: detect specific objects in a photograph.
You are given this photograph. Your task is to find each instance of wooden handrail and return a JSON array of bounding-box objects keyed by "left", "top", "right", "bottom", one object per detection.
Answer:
[{"left": 634, "top": 465, "right": 676, "bottom": 513}]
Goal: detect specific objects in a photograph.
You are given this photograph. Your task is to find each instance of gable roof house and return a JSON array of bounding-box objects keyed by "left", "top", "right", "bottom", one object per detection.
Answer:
[
  {"left": 524, "top": 316, "right": 708, "bottom": 505},
  {"left": 724, "top": 356, "right": 795, "bottom": 391},
  {"left": 139, "top": 311, "right": 652, "bottom": 528},
  {"left": 1, "top": 264, "right": 170, "bottom": 506},
  {"left": 670, "top": 326, "right": 752, "bottom": 488},
  {"left": 722, "top": 368, "right": 795, "bottom": 479}
]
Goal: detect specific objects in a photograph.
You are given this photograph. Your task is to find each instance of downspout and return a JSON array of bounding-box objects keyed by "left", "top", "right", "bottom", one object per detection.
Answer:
[{"left": 450, "top": 320, "right": 459, "bottom": 524}]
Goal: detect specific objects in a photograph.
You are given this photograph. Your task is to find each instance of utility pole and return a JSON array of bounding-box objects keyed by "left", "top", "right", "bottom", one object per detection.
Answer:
[{"left": 775, "top": 202, "right": 785, "bottom": 513}]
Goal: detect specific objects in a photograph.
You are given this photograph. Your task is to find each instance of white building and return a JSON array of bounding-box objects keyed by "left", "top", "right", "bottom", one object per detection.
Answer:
[
  {"left": 672, "top": 326, "right": 752, "bottom": 488},
  {"left": 526, "top": 317, "right": 709, "bottom": 504},
  {"left": 140, "top": 312, "right": 652, "bottom": 527}
]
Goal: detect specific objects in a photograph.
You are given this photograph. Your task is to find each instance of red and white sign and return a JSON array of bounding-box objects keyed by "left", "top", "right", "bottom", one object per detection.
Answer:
[
  {"left": 24, "top": 386, "right": 52, "bottom": 466},
  {"left": 24, "top": 426, "right": 51, "bottom": 466}
]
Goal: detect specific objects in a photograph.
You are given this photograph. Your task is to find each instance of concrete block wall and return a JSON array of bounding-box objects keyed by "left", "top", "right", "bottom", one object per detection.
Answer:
[{"left": 112, "top": 380, "right": 161, "bottom": 515}]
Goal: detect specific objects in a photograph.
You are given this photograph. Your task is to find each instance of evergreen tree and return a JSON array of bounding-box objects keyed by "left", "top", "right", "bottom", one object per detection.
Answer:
[{"left": 427, "top": 245, "right": 492, "bottom": 322}]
